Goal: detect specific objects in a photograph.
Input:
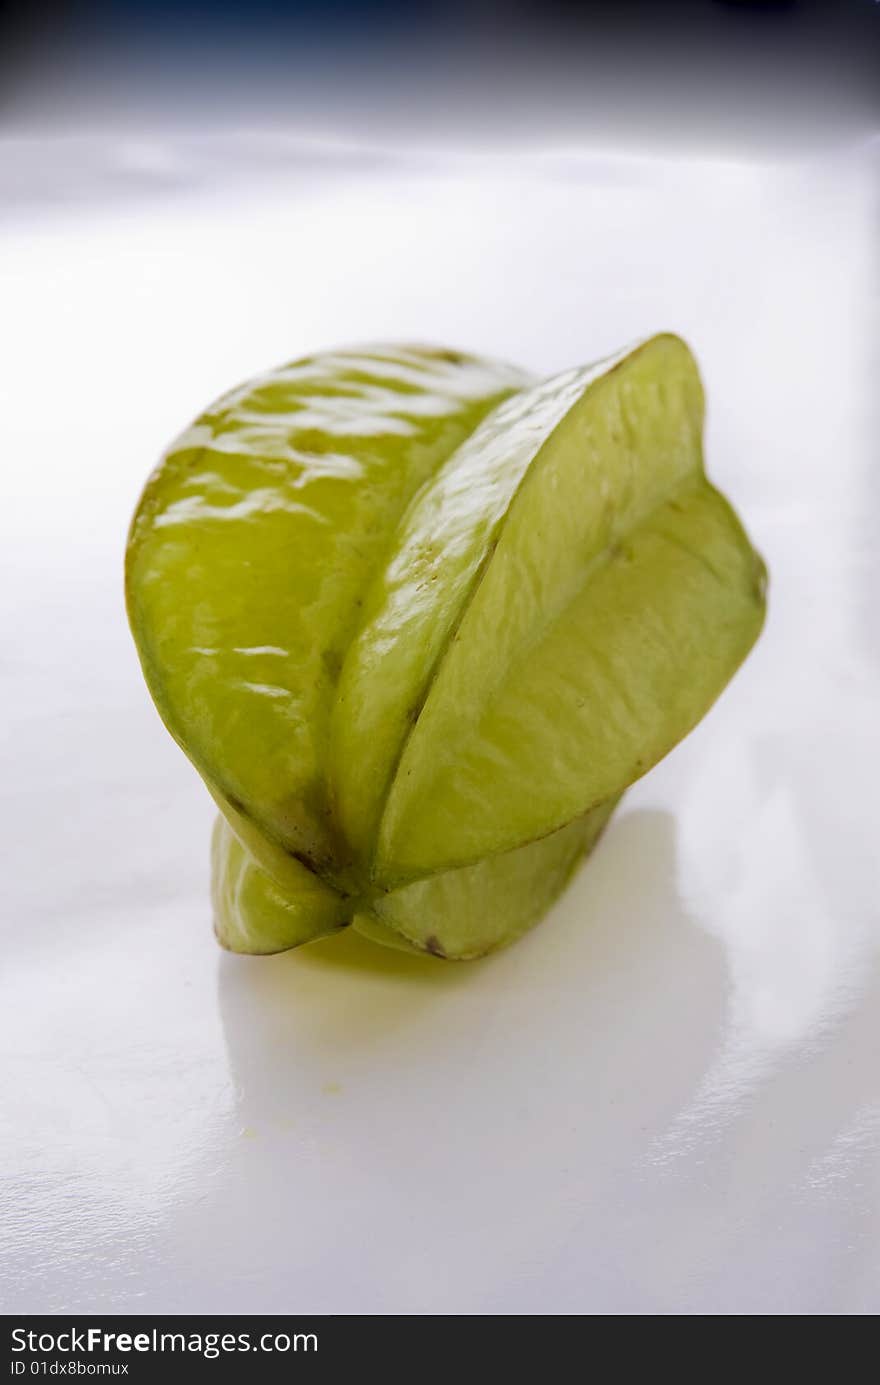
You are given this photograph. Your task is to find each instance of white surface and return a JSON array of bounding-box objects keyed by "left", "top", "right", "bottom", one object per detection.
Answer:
[{"left": 1, "top": 138, "right": 878, "bottom": 1316}]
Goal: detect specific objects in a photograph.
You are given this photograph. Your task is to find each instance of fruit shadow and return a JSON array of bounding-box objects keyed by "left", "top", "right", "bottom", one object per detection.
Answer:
[
  {"left": 216, "top": 808, "right": 725, "bottom": 1122},
  {"left": 215, "top": 887, "right": 478, "bottom": 1068}
]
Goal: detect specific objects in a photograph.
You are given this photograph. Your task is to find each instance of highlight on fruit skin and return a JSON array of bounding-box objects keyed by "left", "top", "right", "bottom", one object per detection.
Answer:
[{"left": 126, "top": 338, "right": 767, "bottom": 961}]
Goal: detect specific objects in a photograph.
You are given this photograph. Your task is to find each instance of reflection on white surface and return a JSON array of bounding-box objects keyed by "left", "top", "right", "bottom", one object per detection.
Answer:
[
  {"left": 649, "top": 737, "right": 880, "bottom": 1172},
  {"left": 806, "top": 1102, "right": 880, "bottom": 1196},
  {"left": 0, "top": 139, "right": 877, "bottom": 1314}
]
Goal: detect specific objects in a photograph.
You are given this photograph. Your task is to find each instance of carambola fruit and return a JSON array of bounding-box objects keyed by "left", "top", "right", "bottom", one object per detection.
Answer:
[{"left": 126, "top": 337, "right": 766, "bottom": 960}]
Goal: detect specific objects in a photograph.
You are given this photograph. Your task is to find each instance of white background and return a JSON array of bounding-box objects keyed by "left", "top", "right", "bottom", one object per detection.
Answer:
[{"left": 1, "top": 135, "right": 878, "bottom": 1314}]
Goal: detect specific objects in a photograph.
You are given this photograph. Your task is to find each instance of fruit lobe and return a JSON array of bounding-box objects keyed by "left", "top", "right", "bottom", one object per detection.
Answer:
[{"left": 126, "top": 346, "right": 527, "bottom": 881}]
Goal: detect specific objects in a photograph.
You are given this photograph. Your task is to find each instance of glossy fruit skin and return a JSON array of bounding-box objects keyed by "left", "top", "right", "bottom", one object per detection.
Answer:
[
  {"left": 127, "top": 337, "right": 766, "bottom": 960},
  {"left": 126, "top": 346, "right": 527, "bottom": 884},
  {"left": 211, "top": 814, "right": 347, "bottom": 954}
]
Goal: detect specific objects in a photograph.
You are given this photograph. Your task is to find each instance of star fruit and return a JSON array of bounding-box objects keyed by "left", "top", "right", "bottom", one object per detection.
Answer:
[{"left": 126, "top": 337, "right": 766, "bottom": 959}]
